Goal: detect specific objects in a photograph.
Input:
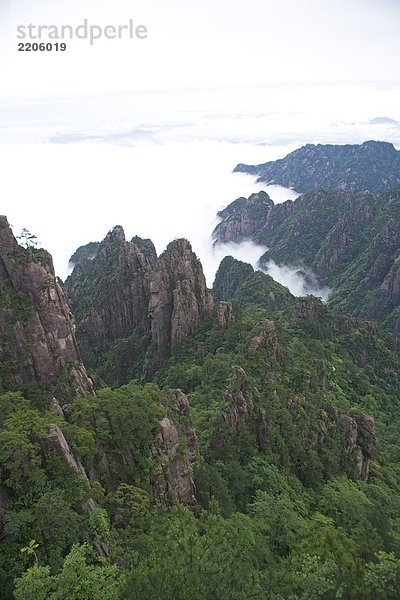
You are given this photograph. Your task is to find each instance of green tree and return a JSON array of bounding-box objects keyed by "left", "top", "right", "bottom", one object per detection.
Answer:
[
  {"left": 16, "top": 228, "right": 39, "bottom": 249},
  {"left": 14, "top": 544, "right": 120, "bottom": 600}
]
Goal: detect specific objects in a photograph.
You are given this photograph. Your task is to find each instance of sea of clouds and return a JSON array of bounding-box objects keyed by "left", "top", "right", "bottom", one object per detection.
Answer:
[{"left": 0, "top": 84, "right": 399, "bottom": 299}]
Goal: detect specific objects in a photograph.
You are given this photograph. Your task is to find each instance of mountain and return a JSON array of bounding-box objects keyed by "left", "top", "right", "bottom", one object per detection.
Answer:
[
  {"left": 2, "top": 220, "right": 400, "bottom": 599},
  {"left": 213, "top": 255, "right": 294, "bottom": 310},
  {"left": 234, "top": 140, "right": 400, "bottom": 194},
  {"left": 213, "top": 190, "right": 274, "bottom": 244},
  {"left": 213, "top": 189, "right": 400, "bottom": 331},
  {"left": 0, "top": 216, "right": 93, "bottom": 404},
  {"left": 65, "top": 226, "right": 213, "bottom": 385}
]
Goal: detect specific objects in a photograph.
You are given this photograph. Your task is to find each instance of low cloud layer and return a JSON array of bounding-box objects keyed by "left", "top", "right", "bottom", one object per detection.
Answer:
[{"left": 263, "top": 260, "right": 331, "bottom": 301}]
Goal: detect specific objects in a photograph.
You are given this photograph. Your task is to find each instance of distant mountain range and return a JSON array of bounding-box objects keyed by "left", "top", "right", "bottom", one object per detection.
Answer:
[{"left": 234, "top": 140, "right": 400, "bottom": 194}]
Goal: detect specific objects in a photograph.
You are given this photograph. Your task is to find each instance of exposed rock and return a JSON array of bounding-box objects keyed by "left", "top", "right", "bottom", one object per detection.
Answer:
[
  {"left": 213, "top": 256, "right": 254, "bottom": 302},
  {"left": 337, "top": 413, "right": 376, "bottom": 481},
  {"left": 0, "top": 216, "right": 93, "bottom": 401},
  {"left": 149, "top": 390, "right": 199, "bottom": 506},
  {"left": 213, "top": 187, "right": 400, "bottom": 331},
  {"left": 69, "top": 241, "right": 100, "bottom": 267},
  {"left": 222, "top": 389, "right": 249, "bottom": 431},
  {"left": 247, "top": 319, "right": 280, "bottom": 358},
  {"left": 49, "top": 397, "right": 65, "bottom": 419},
  {"left": 130, "top": 236, "right": 158, "bottom": 267},
  {"left": 66, "top": 227, "right": 153, "bottom": 370},
  {"left": 66, "top": 230, "right": 213, "bottom": 384},
  {"left": 170, "top": 389, "right": 199, "bottom": 465},
  {"left": 151, "top": 417, "right": 197, "bottom": 506},
  {"left": 144, "top": 239, "right": 213, "bottom": 379},
  {"left": 256, "top": 410, "right": 269, "bottom": 451},
  {"left": 43, "top": 424, "right": 89, "bottom": 479},
  {"left": 90, "top": 448, "right": 119, "bottom": 493},
  {"left": 222, "top": 366, "right": 250, "bottom": 431},
  {"left": 314, "top": 200, "right": 375, "bottom": 283},
  {"left": 293, "top": 297, "right": 330, "bottom": 325},
  {"left": 213, "top": 191, "right": 274, "bottom": 244},
  {"left": 216, "top": 301, "right": 234, "bottom": 329}
]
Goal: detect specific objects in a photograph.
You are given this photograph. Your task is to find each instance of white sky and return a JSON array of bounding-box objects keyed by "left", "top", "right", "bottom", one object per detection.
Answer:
[{"left": 0, "top": 0, "right": 399, "bottom": 98}]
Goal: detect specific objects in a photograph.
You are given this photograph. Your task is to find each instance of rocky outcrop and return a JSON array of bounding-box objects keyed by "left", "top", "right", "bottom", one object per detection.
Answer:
[
  {"left": 0, "top": 216, "right": 93, "bottom": 401},
  {"left": 338, "top": 414, "right": 376, "bottom": 481},
  {"left": 151, "top": 416, "right": 197, "bottom": 506},
  {"left": 212, "top": 191, "right": 274, "bottom": 244},
  {"left": 171, "top": 389, "right": 200, "bottom": 465},
  {"left": 213, "top": 256, "right": 254, "bottom": 302},
  {"left": 222, "top": 366, "right": 250, "bottom": 431},
  {"left": 289, "top": 399, "right": 376, "bottom": 482},
  {"left": 66, "top": 229, "right": 213, "bottom": 384},
  {"left": 216, "top": 301, "right": 234, "bottom": 329},
  {"left": 247, "top": 319, "right": 280, "bottom": 359},
  {"left": 234, "top": 140, "right": 400, "bottom": 194},
  {"left": 66, "top": 226, "right": 153, "bottom": 369},
  {"left": 293, "top": 297, "right": 331, "bottom": 326},
  {"left": 43, "top": 424, "right": 89, "bottom": 479},
  {"left": 219, "top": 366, "right": 269, "bottom": 452},
  {"left": 144, "top": 239, "right": 213, "bottom": 379}
]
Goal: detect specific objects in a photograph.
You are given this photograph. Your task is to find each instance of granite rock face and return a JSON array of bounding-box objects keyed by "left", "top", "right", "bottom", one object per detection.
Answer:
[
  {"left": 247, "top": 319, "right": 280, "bottom": 359},
  {"left": 145, "top": 239, "right": 213, "bottom": 378},
  {"left": 66, "top": 226, "right": 153, "bottom": 370},
  {"left": 43, "top": 424, "right": 89, "bottom": 479},
  {"left": 150, "top": 390, "right": 199, "bottom": 506},
  {"left": 338, "top": 414, "right": 376, "bottom": 481},
  {"left": 216, "top": 301, "right": 235, "bottom": 329},
  {"left": 67, "top": 228, "right": 213, "bottom": 384},
  {"left": 212, "top": 190, "right": 274, "bottom": 244},
  {"left": 0, "top": 216, "right": 93, "bottom": 401}
]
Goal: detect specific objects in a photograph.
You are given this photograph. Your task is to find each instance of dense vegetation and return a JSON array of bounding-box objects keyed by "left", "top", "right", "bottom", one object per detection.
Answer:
[{"left": 2, "top": 267, "right": 400, "bottom": 598}]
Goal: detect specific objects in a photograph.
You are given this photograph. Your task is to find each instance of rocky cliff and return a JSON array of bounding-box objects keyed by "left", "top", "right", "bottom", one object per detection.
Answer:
[
  {"left": 234, "top": 140, "right": 400, "bottom": 194},
  {"left": 213, "top": 189, "right": 400, "bottom": 331},
  {"left": 0, "top": 216, "right": 93, "bottom": 402},
  {"left": 212, "top": 190, "right": 274, "bottom": 244},
  {"left": 66, "top": 229, "right": 213, "bottom": 385},
  {"left": 151, "top": 390, "right": 199, "bottom": 506},
  {"left": 66, "top": 226, "right": 153, "bottom": 379},
  {"left": 145, "top": 239, "right": 213, "bottom": 379}
]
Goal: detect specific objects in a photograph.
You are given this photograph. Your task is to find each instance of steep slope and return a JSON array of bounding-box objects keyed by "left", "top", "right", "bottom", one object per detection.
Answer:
[
  {"left": 66, "top": 228, "right": 213, "bottom": 385},
  {"left": 212, "top": 190, "right": 274, "bottom": 244},
  {"left": 213, "top": 189, "right": 400, "bottom": 331},
  {"left": 234, "top": 140, "right": 400, "bottom": 194},
  {"left": 0, "top": 216, "right": 93, "bottom": 402},
  {"left": 2, "top": 232, "right": 400, "bottom": 598}
]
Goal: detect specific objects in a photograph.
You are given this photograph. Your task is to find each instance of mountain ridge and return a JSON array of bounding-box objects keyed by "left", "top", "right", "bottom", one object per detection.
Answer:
[{"left": 234, "top": 140, "right": 400, "bottom": 194}]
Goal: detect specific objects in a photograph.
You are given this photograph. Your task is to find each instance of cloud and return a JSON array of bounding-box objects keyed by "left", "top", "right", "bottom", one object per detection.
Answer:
[
  {"left": 262, "top": 260, "right": 331, "bottom": 301},
  {"left": 0, "top": 138, "right": 273, "bottom": 283}
]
